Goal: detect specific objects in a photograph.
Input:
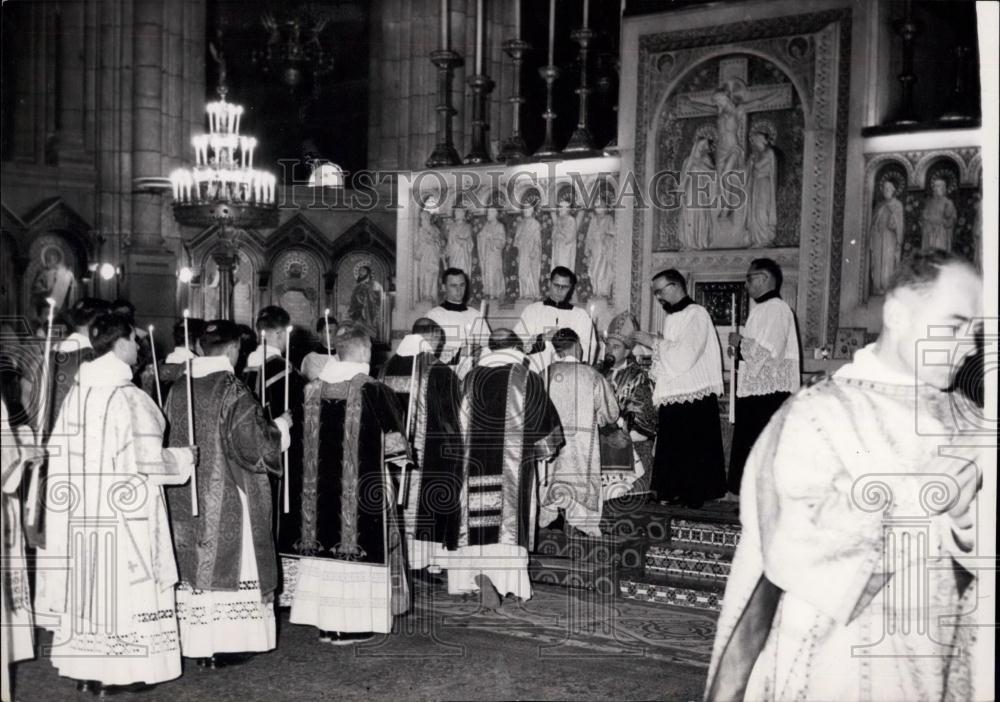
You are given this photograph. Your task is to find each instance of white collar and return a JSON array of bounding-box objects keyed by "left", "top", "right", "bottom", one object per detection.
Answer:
[
  {"left": 246, "top": 343, "right": 283, "bottom": 369},
  {"left": 190, "top": 355, "right": 234, "bottom": 378},
  {"left": 55, "top": 331, "right": 92, "bottom": 352},
  {"left": 395, "top": 334, "right": 434, "bottom": 357},
  {"left": 556, "top": 354, "right": 579, "bottom": 364},
  {"left": 164, "top": 346, "right": 196, "bottom": 364},
  {"left": 834, "top": 343, "right": 925, "bottom": 387},
  {"left": 78, "top": 352, "right": 133, "bottom": 388},
  {"left": 479, "top": 348, "right": 527, "bottom": 367},
  {"left": 319, "top": 360, "right": 370, "bottom": 384}
]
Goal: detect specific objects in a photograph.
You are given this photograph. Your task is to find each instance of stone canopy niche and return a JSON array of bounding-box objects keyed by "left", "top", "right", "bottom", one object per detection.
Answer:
[{"left": 620, "top": 3, "right": 854, "bottom": 348}]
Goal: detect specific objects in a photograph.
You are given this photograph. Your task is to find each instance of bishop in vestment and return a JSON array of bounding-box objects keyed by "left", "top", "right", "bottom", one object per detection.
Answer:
[
  {"left": 164, "top": 320, "right": 291, "bottom": 664},
  {"left": 446, "top": 329, "right": 563, "bottom": 607},
  {"left": 379, "top": 318, "right": 463, "bottom": 572},
  {"left": 706, "top": 252, "right": 983, "bottom": 701},
  {"left": 540, "top": 328, "right": 620, "bottom": 537},
  {"left": 35, "top": 313, "right": 196, "bottom": 691},
  {"left": 288, "top": 323, "right": 410, "bottom": 642}
]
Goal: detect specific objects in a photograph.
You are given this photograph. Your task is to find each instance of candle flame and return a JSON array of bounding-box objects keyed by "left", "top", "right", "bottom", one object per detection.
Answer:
[
  {"left": 45, "top": 297, "right": 56, "bottom": 307},
  {"left": 324, "top": 308, "right": 330, "bottom": 316},
  {"left": 183, "top": 309, "right": 191, "bottom": 318},
  {"left": 148, "top": 324, "right": 155, "bottom": 332}
]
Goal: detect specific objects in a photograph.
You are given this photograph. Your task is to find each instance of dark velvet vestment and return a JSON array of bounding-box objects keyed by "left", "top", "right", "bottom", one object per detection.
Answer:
[
  {"left": 458, "top": 362, "right": 563, "bottom": 549},
  {"left": 140, "top": 361, "right": 185, "bottom": 406},
  {"left": 164, "top": 369, "right": 283, "bottom": 595},
  {"left": 604, "top": 356, "right": 658, "bottom": 495},
  {"left": 242, "top": 355, "right": 305, "bottom": 555},
  {"left": 379, "top": 351, "right": 464, "bottom": 552}
]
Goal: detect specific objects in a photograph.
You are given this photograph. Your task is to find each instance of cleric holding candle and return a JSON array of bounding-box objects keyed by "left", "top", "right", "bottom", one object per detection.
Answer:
[
  {"left": 518, "top": 266, "right": 598, "bottom": 374},
  {"left": 425, "top": 267, "right": 490, "bottom": 365}
]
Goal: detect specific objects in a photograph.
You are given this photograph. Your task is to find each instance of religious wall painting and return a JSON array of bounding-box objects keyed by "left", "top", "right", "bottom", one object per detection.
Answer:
[
  {"left": 335, "top": 252, "right": 388, "bottom": 342},
  {"left": 271, "top": 249, "right": 321, "bottom": 330},
  {"left": 655, "top": 54, "right": 805, "bottom": 252},
  {"left": 23, "top": 234, "right": 81, "bottom": 321}
]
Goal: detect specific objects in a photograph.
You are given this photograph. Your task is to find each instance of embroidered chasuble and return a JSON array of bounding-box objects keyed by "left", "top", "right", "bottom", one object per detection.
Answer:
[
  {"left": 706, "top": 347, "right": 978, "bottom": 702},
  {"left": 288, "top": 362, "right": 410, "bottom": 634},
  {"left": 604, "top": 356, "right": 657, "bottom": 497},
  {"left": 35, "top": 353, "right": 193, "bottom": 686},
  {"left": 242, "top": 348, "right": 305, "bottom": 557},
  {"left": 445, "top": 352, "right": 563, "bottom": 601},
  {"left": 379, "top": 342, "right": 464, "bottom": 568},
  {"left": 541, "top": 359, "right": 620, "bottom": 536},
  {"left": 164, "top": 357, "right": 285, "bottom": 658},
  {"left": 141, "top": 360, "right": 185, "bottom": 405}
]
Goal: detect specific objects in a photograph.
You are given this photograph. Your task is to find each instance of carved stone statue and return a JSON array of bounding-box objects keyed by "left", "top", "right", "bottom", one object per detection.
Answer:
[
  {"left": 551, "top": 198, "right": 581, "bottom": 270},
  {"left": 868, "top": 178, "right": 905, "bottom": 296},
  {"left": 678, "top": 137, "right": 714, "bottom": 250},
  {"left": 446, "top": 207, "right": 474, "bottom": 276},
  {"left": 478, "top": 207, "right": 506, "bottom": 299},
  {"left": 920, "top": 176, "right": 957, "bottom": 251},
  {"left": 585, "top": 204, "right": 616, "bottom": 298},
  {"left": 31, "top": 244, "right": 78, "bottom": 313},
  {"left": 415, "top": 209, "right": 444, "bottom": 302},
  {"left": 514, "top": 203, "right": 542, "bottom": 299},
  {"left": 348, "top": 265, "right": 383, "bottom": 338},
  {"left": 746, "top": 130, "right": 778, "bottom": 247}
]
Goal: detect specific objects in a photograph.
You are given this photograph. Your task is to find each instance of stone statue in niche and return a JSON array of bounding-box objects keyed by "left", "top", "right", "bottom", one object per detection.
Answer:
[
  {"left": 31, "top": 243, "right": 78, "bottom": 313},
  {"left": 446, "top": 206, "right": 474, "bottom": 276},
  {"left": 478, "top": 207, "right": 506, "bottom": 299},
  {"left": 348, "top": 264, "right": 383, "bottom": 338},
  {"left": 746, "top": 127, "right": 778, "bottom": 247},
  {"left": 868, "top": 176, "right": 905, "bottom": 296},
  {"left": 551, "top": 196, "right": 581, "bottom": 271},
  {"left": 679, "top": 136, "right": 715, "bottom": 250},
  {"left": 920, "top": 175, "right": 957, "bottom": 251},
  {"left": 585, "top": 201, "right": 616, "bottom": 298},
  {"left": 514, "top": 200, "right": 542, "bottom": 299},
  {"left": 415, "top": 208, "right": 444, "bottom": 302}
]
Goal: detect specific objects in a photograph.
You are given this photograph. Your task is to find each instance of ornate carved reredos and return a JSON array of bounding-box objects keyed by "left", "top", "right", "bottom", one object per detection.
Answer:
[{"left": 626, "top": 7, "right": 853, "bottom": 349}]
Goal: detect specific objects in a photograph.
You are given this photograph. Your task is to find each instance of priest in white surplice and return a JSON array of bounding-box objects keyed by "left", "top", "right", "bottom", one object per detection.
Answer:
[
  {"left": 518, "top": 266, "right": 598, "bottom": 375},
  {"left": 35, "top": 312, "right": 196, "bottom": 693},
  {"left": 726, "top": 258, "right": 800, "bottom": 496},
  {"left": 425, "top": 267, "right": 490, "bottom": 366},
  {"left": 705, "top": 250, "right": 984, "bottom": 702},
  {"left": 633, "top": 269, "right": 727, "bottom": 508}
]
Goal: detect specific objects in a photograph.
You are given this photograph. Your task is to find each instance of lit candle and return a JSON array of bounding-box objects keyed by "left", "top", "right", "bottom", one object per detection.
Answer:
[
  {"left": 583, "top": 0, "right": 589, "bottom": 29},
  {"left": 182, "top": 309, "right": 198, "bottom": 516},
  {"left": 547, "top": 0, "right": 555, "bottom": 66},
  {"left": 440, "top": 0, "right": 450, "bottom": 50},
  {"left": 148, "top": 324, "right": 162, "bottom": 409},
  {"left": 283, "top": 325, "right": 292, "bottom": 514},
  {"left": 474, "top": 0, "right": 484, "bottom": 74},
  {"left": 324, "top": 308, "right": 332, "bottom": 356}
]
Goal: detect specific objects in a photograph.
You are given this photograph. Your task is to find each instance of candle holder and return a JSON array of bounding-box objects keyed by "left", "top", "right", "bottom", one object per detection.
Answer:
[
  {"left": 533, "top": 64, "right": 562, "bottom": 160},
  {"left": 563, "top": 27, "right": 599, "bottom": 157},
  {"left": 602, "top": 55, "right": 621, "bottom": 153},
  {"left": 888, "top": 14, "right": 921, "bottom": 126},
  {"left": 499, "top": 39, "right": 531, "bottom": 163},
  {"left": 427, "top": 49, "right": 464, "bottom": 168},
  {"left": 939, "top": 45, "right": 975, "bottom": 123},
  {"left": 464, "top": 73, "right": 494, "bottom": 164}
]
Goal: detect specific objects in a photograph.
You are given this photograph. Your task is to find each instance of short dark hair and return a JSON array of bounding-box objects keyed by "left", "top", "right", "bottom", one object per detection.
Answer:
[
  {"left": 173, "top": 318, "right": 206, "bottom": 347},
  {"left": 652, "top": 268, "right": 687, "bottom": 290},
  {"left": 256, "top": 305, "right": 291, "bottom": 332},
  {"left": 750, "top": 258, "right": 783, "bottom": 291},
  {"left": 90, "top": 312, "right": 134, "bottom": 356},
  {"left": 488, "top": 328, "right": 523, "bottom": 352},
  {"left": 111, "top": 298, "right": 136, "bottom": 319},
  {"left": 551, "top": 327, "right": 580, "bottom": 354},
  {"left": 550, "top": 266, "right": 577, "bottom": 286},
  {"left": 888, "top": 248, "right": 973, "bottom": 295},
  {"left": 315, "top": 315, "right": 338, "bottom": 333},
  {"left": 333, "top": 322, "right": 371, "bottom": 358},
  {"left": 199, "top": 319, "right": 241, "bottom": 356},
  {"left": 70, "top": 297, "right": 111, "bottom": 330},
  {"left": 442, "top": 267, "right": 469, "bottom": 285},
  {"left": 412, "top": 317, "right": 445, "bottom": 355}
]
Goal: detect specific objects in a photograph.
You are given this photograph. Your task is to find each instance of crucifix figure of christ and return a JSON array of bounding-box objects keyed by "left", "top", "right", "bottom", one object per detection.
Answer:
[{"left": 673, "top": 57, "right": 792, "bottom": 248}]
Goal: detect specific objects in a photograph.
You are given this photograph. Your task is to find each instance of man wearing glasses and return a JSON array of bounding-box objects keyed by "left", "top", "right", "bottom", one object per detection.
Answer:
[
  {"left": 726, "top": 258, "right": 800, "bottom": 498},
  {"left": 518, "top": 266, "right": 598, "bottom": 374},
  {"left": 632, "top": 269, "right": 726, "bottom": 508}
]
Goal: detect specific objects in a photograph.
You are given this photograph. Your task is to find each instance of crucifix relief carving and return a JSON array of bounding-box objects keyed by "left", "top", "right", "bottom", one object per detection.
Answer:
[{"left": 673, "top": 57, "right": 793, "bottom": 249}]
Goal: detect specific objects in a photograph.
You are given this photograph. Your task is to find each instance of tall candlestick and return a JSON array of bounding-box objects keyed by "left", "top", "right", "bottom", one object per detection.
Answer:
[
  {"left": 25, "top": 297, "right": 56, "bottom": 528},
  {"left": 260, "top": 338, "right": 267, "bottom": 407},
  {"left": 729, "top": 294, "right": 737, "bottom": 424},
  {"left": 149, "top": 325, "right": 163, "bottom": 409},
  {"left": 474, "top": 0, "right": 484, "bottom": 75},
  {"left": 324, "top": 308, "right": 332, "bottom": 356},
  {"left": 515, "top": 0, "right": 521, "bottom": 39},
  {"left": 440, "top": 0, "right": 450, "bottom": 50},
  {"left": 282, "top": 326, "right": 291, "bottom": 514},
  {"left": 547, "top": 0, "right": 556, "bottom": 65},
  {"left": 583, "top": 0, "right": 589, "bottom": 28},
  {"left": 183, "top": 310, "right": 199, "bottom": 516}
]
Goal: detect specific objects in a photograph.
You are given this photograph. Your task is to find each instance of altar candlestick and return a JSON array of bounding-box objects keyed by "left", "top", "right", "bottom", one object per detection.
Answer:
[
  {"left": 183, "top": 310, "right": 199, "bottom": 516},
  {"left": 25, "top": 298, "right": 56, "bottom": 527},
  {"left": 583, "top": 0, "right": 589, "bottom": 28},
  {"left": 440, "top": 0, "right": 450, "bottom": 50},
  {"left": 149, "top": 325, "right": 163, "bottom": 409},
  {"left": 515, "top": 0, "right": 521, "bottom": 38},
  {"left": 474, "top": 0, "right": 484, "bottom": 74},
  {"left": 547, "top": 0, "right": 556, "bottom": 65},
  {"left": 324, "top": 308, "right": 332, "bottom": 356},
  {"left": 282, "top": 326, "right": 292, "bottom": 514}
]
